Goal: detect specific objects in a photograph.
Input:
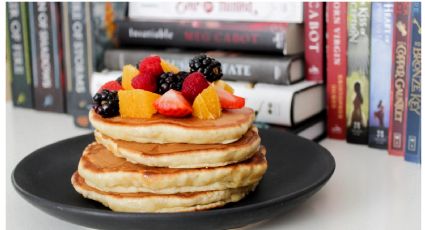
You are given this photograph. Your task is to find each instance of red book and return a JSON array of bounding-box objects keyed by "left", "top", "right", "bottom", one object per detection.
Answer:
[
  {"left": 388, "top": 2, "right": 411, "bottom": 156},
  {"left": 304, "top": 2, "right": 325, "bottom": 82},
  {"left": 325, "top": 2, "right": 347, "bottom": 139}
]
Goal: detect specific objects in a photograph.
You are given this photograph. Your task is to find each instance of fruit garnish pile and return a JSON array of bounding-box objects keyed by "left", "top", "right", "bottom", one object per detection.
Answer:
[{"left": 92, "top": 54, "right": 245, "bottom": 119}]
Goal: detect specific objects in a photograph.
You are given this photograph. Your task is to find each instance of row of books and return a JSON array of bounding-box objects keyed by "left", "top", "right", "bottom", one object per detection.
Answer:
[
  {"left": 326, "top": 2, "right": 421, "bottom": 163},
  {"left": 6, "top": 2, "right": 127, "bottom": 126},
  {"left": 6, "top": 2, "right": 328, "bottom": 142}
]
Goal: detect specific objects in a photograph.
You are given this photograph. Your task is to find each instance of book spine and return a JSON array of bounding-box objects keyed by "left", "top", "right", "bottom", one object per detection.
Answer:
[
  {"left": 61, "top": 2, "right": 92, "bottom": 127},
  {"left": 326, "top": 2, "right": 347, "bottom": 139},
  {"left": 404, "top": 2, "right": 421, "bottom": 163},
  {"left": 6, "top": 2, "right": 34, "bottom": 108},
  {"left": 104, "top": 49, "right": 300, "bottom": 85},
  {"left": 117, "top": 20, "right": 301, "bottom": 54},
  {"left": 304, "top": 2, "right": 325, "bottom": 82},
  {"left": 388, "top": 2, "right": 411, "bottom": 156},
  {"left": 128, "top": 2, "right": 303, "bottom": 23},
  {"left": 28, "top": 2, "right": 65, "bottom": 112},
  {"left": 368, "top": 3, "right": 394, "bottom": 149},
  {"left": 346, "top": 2, "right": 371, "bottom": 144}
]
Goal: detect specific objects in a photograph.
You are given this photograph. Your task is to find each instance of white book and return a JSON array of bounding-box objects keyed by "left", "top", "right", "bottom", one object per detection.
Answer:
[
  {"left": 128, "top": 2, "right": 303, "bottom": 23},
  {"left": 227, "top": 80, "right": 325, "bottom": 126}
]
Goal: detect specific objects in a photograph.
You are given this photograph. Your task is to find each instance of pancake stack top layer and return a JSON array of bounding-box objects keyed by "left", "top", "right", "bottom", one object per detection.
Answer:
[{"left": 72, "top": 54, "right": 268, "bottom": 212}]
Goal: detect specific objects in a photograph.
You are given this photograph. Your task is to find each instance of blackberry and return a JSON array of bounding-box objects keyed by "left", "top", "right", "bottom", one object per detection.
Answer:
[
  {"left": 92, "top": 89, "right": 119, "bottom": 118},
  {"left": 157, "top": 71, "right": 188, "bottom": 94},
  {"left": 189, "top": 54, "right": 223, "bottom": 82}
]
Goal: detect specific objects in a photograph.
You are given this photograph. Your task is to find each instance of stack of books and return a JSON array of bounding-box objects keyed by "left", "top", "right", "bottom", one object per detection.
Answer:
[
  {"left": 102, "top": 2, "right": 327, "bottom": 141},
  {"left": 326, "top": 2, "right": 421, "bottom": 163}
]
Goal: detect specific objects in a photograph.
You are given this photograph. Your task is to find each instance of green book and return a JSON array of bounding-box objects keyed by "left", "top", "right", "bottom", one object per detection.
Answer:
[
  {"left": 346, "top": 2, "right": 371, "bottom": 144},
  {"left": 6, "top": 2, "right": 33, "bottom": 108}
]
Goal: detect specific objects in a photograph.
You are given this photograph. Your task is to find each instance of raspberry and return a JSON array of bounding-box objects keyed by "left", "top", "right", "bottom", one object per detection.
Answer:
[
  {"left": 99, "top": 80, "right": 123, "bottom": 92},
  {"left": 138, "top": 56, "right": 163, "bottom": 77},
  {"left": 181, "top": 72, "right": 210, "bottom": 103},
  {"left": 131, "top": 73, "right": 158, "bottom": 93}
]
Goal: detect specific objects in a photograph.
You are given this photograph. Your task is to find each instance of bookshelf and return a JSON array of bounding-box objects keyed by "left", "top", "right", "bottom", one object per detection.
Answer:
[{"left": 6, "top": 103, "right": 420, "bottom": 230}]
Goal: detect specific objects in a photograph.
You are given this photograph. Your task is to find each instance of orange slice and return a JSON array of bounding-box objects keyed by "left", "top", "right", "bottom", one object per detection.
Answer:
[
  {"left": 122, "top": 65, "right": 139, "bottom": 90},
  {"left": 118, "top": 89, "right": 160, "bottom": 118},
  {"left": 192, "top": 85, "right": 222, "bottom": 119}
]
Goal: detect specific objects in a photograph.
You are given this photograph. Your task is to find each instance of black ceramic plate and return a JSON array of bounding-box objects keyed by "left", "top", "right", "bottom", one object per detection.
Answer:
[{"left": 12, "top": 128, "right": 335, "bottom": 230}]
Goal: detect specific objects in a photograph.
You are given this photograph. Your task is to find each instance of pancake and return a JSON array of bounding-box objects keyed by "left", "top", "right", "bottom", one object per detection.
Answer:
[
  {"left": 72, "top": 172, "right": 256, "bottom": 213},
  {"left": 78, "top": 142, "right": 267, "bottom": 194},
  {"left": 89, "top": 107, "right": 255, "bottom": 144},
  {"left": 94, "top": 126, "right": 261, "bottom": 168}
]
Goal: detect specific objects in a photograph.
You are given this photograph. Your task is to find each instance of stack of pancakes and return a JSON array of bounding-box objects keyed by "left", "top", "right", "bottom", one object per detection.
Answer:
[{"left": 72, "top": 107, "right": 268, "bottom": 212}]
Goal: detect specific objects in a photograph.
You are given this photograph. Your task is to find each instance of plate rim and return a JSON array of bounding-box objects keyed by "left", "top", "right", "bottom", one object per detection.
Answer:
[{"left": 12, "top": 132, "right": 335, "bottom": 218}]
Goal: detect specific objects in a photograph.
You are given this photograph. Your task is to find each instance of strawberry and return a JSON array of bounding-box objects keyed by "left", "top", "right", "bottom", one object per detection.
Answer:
[
  {"left": 99, "top": 80, "right": 122, "bottom": 92},
  {"left": 138, "top": 56, "right": 163, "bottom": 77},
  {"left": 154, "top": 90, "right": 192, "bottom": 117},
  {"left": 181, "top": 72, "right": 210, "bottom": 103},
  {"left": 215, "top": 87, "right": 245, "bottom": 109},
  {"left": 132, "top": 72, "right": 157, "bottom": 92}
]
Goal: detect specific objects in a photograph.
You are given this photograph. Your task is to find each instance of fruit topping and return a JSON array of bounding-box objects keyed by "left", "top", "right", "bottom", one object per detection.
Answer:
[
  {"left": 192, "top": 85, "right": 222, "bottom": 120},
  {"left": 122, "top": 65, "right": 140, "bottom": 90},
  {"left": 189, "top": 54, "right": 223, "bottom": 82},
  {"left": 138, "top": 56, "right": 164, "bottom": 78},
  {"left": 215, "top": 86, "right": 245, "bottom": 109},
  {"left": 116, "top": 76, "right": 122, "bottom": 84},
  {"left": 213, "top": 80, "right": 234, "bottom": 94},
  {"left": 92, "top": 89, "right": 120, "bottom": 118},
  {"left": 160, "top": 59, "right": 180, "bottom": 73},
  {"left": 157, "top": 71, "right": 188, "bottom": 95},
  {"left": 181, "top": 72, "right": 210, "bottom": 103},
  {"left": 99, "top": 80, "right": 123, "bottom": 92},
  {"left": 154, "top": 90, "right": 192, "bottom": 117},
  {"left": 132, "top": 72, "right": 158, "bottom": 93},
  {"left": 118, "top": 89, "right": 160, "bottom": 118}
]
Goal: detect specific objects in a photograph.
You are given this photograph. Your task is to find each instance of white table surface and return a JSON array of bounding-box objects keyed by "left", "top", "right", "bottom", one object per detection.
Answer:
[{"left": 6, "top": 103, "right": 421, "bottom": 230}]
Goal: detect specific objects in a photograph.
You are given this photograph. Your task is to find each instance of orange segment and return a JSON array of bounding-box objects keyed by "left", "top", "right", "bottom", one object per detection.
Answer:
[
  {"left": 192, "top": 85, "right": 221, "bottom": 119},
  {"left": 213, "top": 80, "right": 234, "bottom": 94},
  {"left": 160, "top": 59, "right": 180, "bottom": 74},
  {"left": 118, "top": 89, "right": 160, "bottom": 118},
  {"left": 122, "top": 65, "right": 139, "bottom": 90}
]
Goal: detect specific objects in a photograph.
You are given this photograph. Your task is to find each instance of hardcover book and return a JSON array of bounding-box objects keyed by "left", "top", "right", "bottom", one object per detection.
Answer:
[
  {"left": 304, "top": 2, "right": 325, "bottom": 82},
  {"left": 6, "top": 2, "right": 33, "bottom": 108},
  {"left": 116, "top": 20, "right": 304, "bottom": 55},
  {"left": 61, "top": 2, "right": 126, "bottom": 127},
  {"left": 104, "top": 49, "right": 304, "bottom": 85},
  {"left": 326, "top": 2, "right": 347, "bottom": 139},
  {"left": 388, "top": 2, "right": 411, "bottom": 156},
  {"left": 227, "top": 81, "right": 325, "bottom": 127},
  {"left": 28, "top": 2, "right": 65, "bottom": 112},
  {"left": 128, "top": 2, "right": 303, "bottom": 23},
  {"left": 405, "top": 2, "right": 421, "bottom": 163},
  {"left": 368, "top": 3, "right": 394, "bottom": 149},
  {"left": 346, "top": 2, "right": 371, "bottom": 144}
]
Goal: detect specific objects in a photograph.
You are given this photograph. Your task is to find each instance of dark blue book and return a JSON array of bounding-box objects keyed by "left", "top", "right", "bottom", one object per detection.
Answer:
[
  {"left": 405, "top": 2, "right": 421, "bottom": 163},
  {"left": 368, "top": 3, "right": 393, "bottom": 149}
]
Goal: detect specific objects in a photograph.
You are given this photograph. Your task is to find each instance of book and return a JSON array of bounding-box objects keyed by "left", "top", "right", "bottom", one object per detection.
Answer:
[
  {"left": 346, "top": 2, "right": 371, "bottom": 144},
  {"left": 304, "top": 2, "right": 325, "bottom": 82},
  {"left": 256, "top": 112, "right": 327, "bottom": 142},
  {"left": 116, "top": 20, "right": 304, "bottom": 55},
  {"left": 104, "top": 49, "right": 304, "bottom": 85},
  {"left": 368, "top": 3, "right": 394, "bottom": 149},
  {"left": 28, "top": 2, "right": 65, "bottom": 112},
  {"left": 128, "top": 2, "right": 303, "bottom": 23},
  {"left": 227, "top": 81, "right": 325, "bottom": 127},
  {"left": 388, "top": 2, "right": 411, "bottom": 156},
  {"left": 61, "top": 2, "right": 126, "bottom": 128},
  {"left": 6, "top": 2, "right": 34, "bottom": 108},
  {"left": 326, "top": 2, "right": 347, "bottom": 139},
  {"left": 405, "top": 2, "right": 421, "bottom": 163}
]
